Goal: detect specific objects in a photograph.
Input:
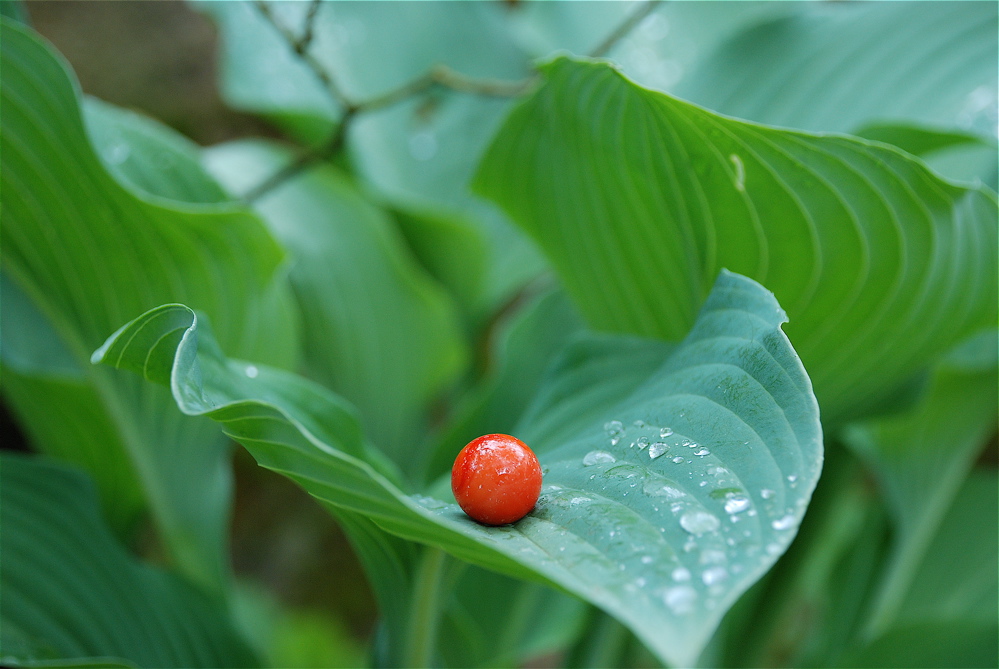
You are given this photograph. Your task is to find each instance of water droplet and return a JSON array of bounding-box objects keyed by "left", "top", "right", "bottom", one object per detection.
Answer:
[
  {"left": 660, "top": 427, "right": 674, "bottom": 438},
  {"left": 701, "top": 566, "right": 728, "bottom": 586},
  {"left": 671, "top": 566, "right": 691, "bottom": 582},
  {"left": 663, "top": 585, "right": 697, "bottom": 614},
  {"left": 570, "top": 496, "right": 592, "bottom": 506},
  {"left": 643, "top": 480, "right": 684, "bottom": 499},
  {"left": 672, "top": 456, "right": 685, "bottom": 464},
  {"left": 633, "top": 419, "right": 647, "bottom": 428},
  {"left": 245, "top": 365, "right": 259, "bottom": 378},
  {"left": 604, "top": 420, "right": 624, "bottom": 436},
  {"left": 700, "top": 549, "right": 726, "bottom": 565},
  {"left": 680, "top": 510, "right": 720, "bottom": 534},
  {"left": 699, "top": 480, "right": 708, "bottom": 487},
  {"left": 583, "top": 450, "right": 616, "bottom": 466},
  {"left": 640, "top": 555, "right": 653, "bottom": 565},
  {"left": 771, "top": 514, "right": 796, "bottom": 531},
  {"left": 648, "top": 441, "right": 669, "bottom": 459},
  {"left": 635, "top": 576, "right": 647, "bottom": 588},
  {"left": 760, "top": 488, "right": 776, "bottom": 500},
  {"left": 724, "top": 494, "right": 751, "bottom": 514},
  {"left": 104, "top": 141, "right": 131, "bottom": 165},
  {"left": 766, "top": 543, "right": 782, "bottom": 556},
  {"left": 786, "top": 474, "right": 798, "bottom": 484},
  {"left": 693, "top": 448, "right": 711, "bottom": 457},
  {"left": 636, "top": 436, "right": 650, "bottom": 450},
  {"left": 408, "top": 131, "right": 437, "bottom": 161}
]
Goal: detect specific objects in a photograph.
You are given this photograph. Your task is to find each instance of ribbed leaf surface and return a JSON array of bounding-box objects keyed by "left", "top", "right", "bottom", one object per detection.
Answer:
[{"left": 94, "top": 271, "right": 822, "bottom": 666}]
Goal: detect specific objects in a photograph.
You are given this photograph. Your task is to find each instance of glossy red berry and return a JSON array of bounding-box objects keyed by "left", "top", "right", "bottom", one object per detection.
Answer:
[{"left": 451, "top": 434, "right": 542, "bottom": 526}]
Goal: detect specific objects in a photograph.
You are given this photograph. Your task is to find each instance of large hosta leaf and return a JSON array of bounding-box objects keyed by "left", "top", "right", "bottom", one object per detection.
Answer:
[
  {"left": 0, "top": 19, "right": 297, "bottom": 591},
  {"left": 0, "top": 454, "right": 257, "bottom": 668},
  {"left": 675, "top": 2, "right": 997, "bottom": 141},
  {"left": 95, "top": 270, "right": 822, "bottom": 667},
  {"left": 475, "top": 56, "right": 998, "bottom": 425}
]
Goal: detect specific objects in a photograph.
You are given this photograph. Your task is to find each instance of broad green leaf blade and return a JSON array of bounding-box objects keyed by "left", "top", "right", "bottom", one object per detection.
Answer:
[
  {"left": 202, "top": 139, "right": 467, "bottom": 466},
  {"left": 82, "top": 97, "right": 230, "bottom": 205},
  {"left": 675, "top": 2, "right": 997, "bottom": 139},
  {"left": 0, "top": 19, "right": 298, "bottom": 592},
  {"left": 94, "top": 271, "right": 822, "bottom": 667},
  {"left": 0, "top": 454, "right": 258, "bottom": 668},
  {"left": 841, "top": 472, "right": 998, "bottom": 668},
  {"left": 844, "top": 331, "right": 998, "bottom": 635},
  {"left": 672, "top": 2, "right": 998, "bottom": 186},
  {"left": 474, "top": 56, "right": 999, "bottom": 425}
]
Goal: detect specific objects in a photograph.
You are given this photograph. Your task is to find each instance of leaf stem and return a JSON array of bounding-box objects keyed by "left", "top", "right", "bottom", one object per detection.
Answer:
[{"left": 403, "top": 546, "right": 448, "bottom": 668}]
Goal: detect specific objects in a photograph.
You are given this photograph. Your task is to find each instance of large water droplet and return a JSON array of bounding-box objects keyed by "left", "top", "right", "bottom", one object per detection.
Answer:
[
  {"left": 583, "top": 450, "right": 616, "bottom": 466},
  {"left": 663, "top": 585, "right": 697, "bottom": 614},
  {"left": 644, "top": 480, "right": 684, "bottom": 499},
  {"left": 244, "top": 365, "right": 259, "bottom": 379},
  {"left": 648, "top": 442, "right": 669, "bottom": 459},
  {"left": 680, "top": 510, "right": 720, "bottom": 534},
  {"left": 771, "top": 514, "right": 796, "bottom": 531},
  {"left": 660, "top": 427, "right": 674, "bottom": 438},
  {"left": 701, "top": 566, "right": 728, "bottom": 586},
  {"left": 724, "top": 494, "right": 751, "bottom": 514},
  {"left": 693, "top": 448, "right": 711, "bottom": 457},
  {"left": 672, "top": 456, "right": 685, "bottom": 464}
]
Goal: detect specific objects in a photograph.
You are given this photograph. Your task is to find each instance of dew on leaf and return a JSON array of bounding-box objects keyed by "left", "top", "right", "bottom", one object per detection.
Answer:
[
  {"left": 648, "top": 441, "right": 669, "bottom": 459},
  {"left": 771, "top": 514, "right": 796, "bottom": 530},
  {"left": 760, "top": 488, "right": 776, "bottom": 500},
  {"left": 663, "top": 585, "right": 697, "bottom": 614},
  {"left": 701, "top": 566, "right": 728, "bottom": 586},
  {"left": 680, "top": 509, "right": 720, "bottom": 534},
  {"left": 583, "top": 450, "right": 616, "bottom": 466},
  {"left": 724, "top": 494, "right": 751, "bottom": 514},
  {"left": 672, "top": 566, "right": 691, "bottom": 582},
  {"left": 672, "top": 456, "right": 685, "bottom": 464},
  {"left": 660, "top": 427, "right": 674, "bottom": 438}
]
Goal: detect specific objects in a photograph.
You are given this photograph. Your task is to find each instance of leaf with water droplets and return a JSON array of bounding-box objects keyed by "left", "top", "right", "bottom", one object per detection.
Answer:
[{"left": 94, "top": 271, "right": 821, "bottom": 669}]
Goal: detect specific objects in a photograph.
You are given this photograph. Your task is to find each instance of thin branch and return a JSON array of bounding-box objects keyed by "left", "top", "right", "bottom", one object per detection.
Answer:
[
  {"left": 357, "top": 65, "right": 533, "bottom": 114},
  {"left": 589, "top": 0, "right": 664, "bottom": 58},
  {"left": 298, "top": 0, "right": 323, "bottom": 54},
  {"left": 242, "top": 117, "right": 351, "bottom": 204},
  {"left": 253, "top": 0, "right": 355, "bottom": 111}
]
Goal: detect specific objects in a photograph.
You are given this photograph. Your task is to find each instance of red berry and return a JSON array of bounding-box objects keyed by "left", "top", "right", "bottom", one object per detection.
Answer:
[{"left": 451, "top": 434, "right": 542, "bottom": 526}]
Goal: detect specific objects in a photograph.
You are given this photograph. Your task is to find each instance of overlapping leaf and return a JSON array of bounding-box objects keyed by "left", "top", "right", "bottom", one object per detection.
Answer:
[
  {"left": 0, "top": 454, "right": 258, "bottom": 668},
  {"left": 202, "top": 140, "right": 466, "bottom": 466},
  {"left": 475, "top": 56, "right": 998, "bottom": 425},
  {"left": 95, "top": 270, "right": 822, "bottom": 667},
  {"left": 0, "top": 19, "right": 297, "bottom": 591}
]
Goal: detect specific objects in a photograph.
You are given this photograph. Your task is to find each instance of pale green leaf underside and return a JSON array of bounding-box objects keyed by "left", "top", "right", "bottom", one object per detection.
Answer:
[
  {"left": 94, "top": 271, "right": 822, "bottom": 667},
  {"left": 0, "top": 454, "right": 257, "bottom": 668},
  {"left": 475, "top": 56, "right": 998, "bottom": 425}
]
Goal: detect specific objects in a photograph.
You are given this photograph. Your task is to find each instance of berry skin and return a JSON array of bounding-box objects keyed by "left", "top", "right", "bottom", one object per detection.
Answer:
[{"left": 451, "top": 434, "right": 542, "bottom": 526}]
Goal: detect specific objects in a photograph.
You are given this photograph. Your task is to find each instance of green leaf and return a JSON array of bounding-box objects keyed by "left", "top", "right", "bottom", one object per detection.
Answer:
[
  {"left": 841, "top": 472, "right": 998, "bottom": 668},
  {"left": 0, "top": 19, "right": 298, "bottom": 591},
  {"left": 675, "top": 2, "right": 997, "bottom": 139},
  {"left": 0, "top": 454, "right": 258, "bottom": 668},
  {"left": 202, "top": 139, "right": 467, "bottom": 467},
  {"left": 844, "top": 331, "right": 998, "bottom": 635},
  {"left": 474, "top": 56, "right": 998, "bottom": 425},
  {"left": 94, "top": 270, "right": 822, "bottom": 667},
  {"left": 82, "top": 97, "right": 230, "bottom": 205}
]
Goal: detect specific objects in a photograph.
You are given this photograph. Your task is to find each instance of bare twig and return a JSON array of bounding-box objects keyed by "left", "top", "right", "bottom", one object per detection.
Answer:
[
  {"left": 253, "top": 0, "right": 355, "bottom": 110},
  {"left": 244, "top": 0, "right": 657, "bottom": 202},
  {"left": 589, "top": 0, "right": 664, "bottom": 58}
]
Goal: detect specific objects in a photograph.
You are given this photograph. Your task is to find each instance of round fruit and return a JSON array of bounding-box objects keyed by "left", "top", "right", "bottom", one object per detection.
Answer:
[{"left": 451, "top": 434, "right": 542, "bottom": 526}]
